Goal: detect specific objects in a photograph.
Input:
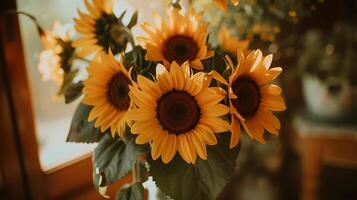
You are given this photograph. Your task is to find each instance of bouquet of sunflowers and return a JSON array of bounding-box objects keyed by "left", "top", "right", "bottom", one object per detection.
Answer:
[{"left": 29, "top": 0, "right": 286, "bottom": 199}]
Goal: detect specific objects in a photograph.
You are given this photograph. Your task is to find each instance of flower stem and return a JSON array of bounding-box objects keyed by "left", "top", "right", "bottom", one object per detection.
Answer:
[
  {"left": 3, "top": 10, "right": 45, "bottom": 37},
  {"left": 75, "top": 56, "right": 91, "bottom": 63},
  {"left": 132, "top": 156, "right": 148, "bottom": 184}
]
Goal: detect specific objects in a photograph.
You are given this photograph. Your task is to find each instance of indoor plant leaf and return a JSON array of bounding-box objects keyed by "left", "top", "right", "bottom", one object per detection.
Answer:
[
  {"left": 148, "top": 134, "right": 240, "bottom": 200},
  {"left": 115, "top": 183, "right": 145, "bottom": 200},
  {"left": 64, "top": 81, "right": 84, "bottom": 104},
  {"left": 57, "top": 69, "right": 78, "bottom": 95},
  {"left": 127, "top": 11, "right": 138, "bottom": 29},
  {"left": 66, "top": 103, "right": 104, "bottom": 143},
  {"left": 211, "top": 51, "right": 227, "bottom": 75},
  {"left": 93, "top": 134, "right": 146, "bottom": 192},
  {"left": 123, "top": 46, "right": 157, "bottom": 80}
]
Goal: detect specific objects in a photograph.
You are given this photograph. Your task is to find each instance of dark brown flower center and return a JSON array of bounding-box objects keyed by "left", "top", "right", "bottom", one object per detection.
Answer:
[
  {"left": 107, "top": 72, "right": 131, "bottom": 110},
  {"left": 156, "top": 90, "right": 200, "bottom": 135},
  {"left": 232, "top": 76, "right": 261, "bottom": 118},
  {"left": 95, "top": 13, "right": 128, "bottom": 54},
  {"left": 163, "top": 35, "right": 199, "bottom": 65},
  {"left": 56, "top": 39, "right": 75, "bottom": 72}
]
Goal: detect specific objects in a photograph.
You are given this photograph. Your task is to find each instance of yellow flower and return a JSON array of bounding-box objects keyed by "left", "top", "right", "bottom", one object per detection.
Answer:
[
  {"left": 82, "top": 51, "right": 132, "bottom": 137},
  {"left": 138, "top": 9, "right": 213, "bottom": 70},
  {"left": 128, "top": 62, "right": 230, "bottom": 164},
  {"left": 38, "top": 50, "right": 63, "bottom": 85},
  {"left": 73, "top": 0, "right": 128, "bottom": 56},
  {"left": 213, "top": 0, "right": 239, "bottom": 11},
  {"left": 218, "top": 26, "right": 250, "bottom": 56},
  {"left": 226, "top": 50, "right": 286, "bottom": 147},
  {"left": 38, "top": 21, "right": 74, "bottom": 85}
]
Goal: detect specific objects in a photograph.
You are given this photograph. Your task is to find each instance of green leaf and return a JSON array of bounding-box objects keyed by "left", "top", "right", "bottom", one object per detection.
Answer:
[
  {"left": 118, "top": 10, "right": 127, "bottom": 21},
  {"left": 124, "top": 46, "right": 156, "bottom": 80},
  {"left": 93, "top": 134, "right": 146, "bottom": 193},
  {"left": 64, "top": 81, "right": 83, "bottom": 104},
  {"left": 116, "top": 183, "right": 144, "bottom": 200},
  {"left": 127, "top": 11, "right": 138, "bottom": 29},
  {"left": 148, "top": 134, "right": 240, "bottom": 200},
  {"left": 57, "top": 69, "right": 78, "bottom": 95},
  {"left": 66, "top": 103, "right": 104, "bottom": 143},
  {"left": 211, "top": 52, "right": 227, "bottom": 75}
]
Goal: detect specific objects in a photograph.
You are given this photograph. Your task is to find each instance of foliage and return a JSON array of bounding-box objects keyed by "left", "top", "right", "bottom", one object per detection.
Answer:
[
  {"left": 116, "top": 183, "right": 145, "bottom": 200},
  {"left": 93, "top": 133, "right": 146, "bottom": 196},
  {"left": 148, "top": 134, "right": 240, "bottom": 200},
  {"left": 67, "top": 103, "right": 104, "bottom": 143}
]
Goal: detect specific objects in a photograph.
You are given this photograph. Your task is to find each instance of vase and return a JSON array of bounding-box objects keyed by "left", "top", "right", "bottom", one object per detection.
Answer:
[{"left": 301, "top": 74, "right": 357, "bottom": 123}]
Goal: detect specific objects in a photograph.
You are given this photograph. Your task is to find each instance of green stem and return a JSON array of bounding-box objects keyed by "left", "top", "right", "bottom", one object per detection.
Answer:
[
  {"left": 132, "top": 157, "right": 147, "bottom": 184},
  {"left": 3, "top": 10, "right": 45, "bottom": 37},
  {"left": 124, "top": 28, "right": 136, "bottom": 49},
  {"left": 75, "top": 56, "right": 91, "bottom": 63}
]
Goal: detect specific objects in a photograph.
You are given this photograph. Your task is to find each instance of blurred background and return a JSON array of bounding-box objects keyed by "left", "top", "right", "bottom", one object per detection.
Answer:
[{"left": 0, "top": 0, "right": 356, "bottom": 199}]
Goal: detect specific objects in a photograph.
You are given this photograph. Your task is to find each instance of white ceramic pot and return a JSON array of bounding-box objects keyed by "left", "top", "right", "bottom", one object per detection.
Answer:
[{"left": 302, "top": 74, "right": 357, "bottom": 121}]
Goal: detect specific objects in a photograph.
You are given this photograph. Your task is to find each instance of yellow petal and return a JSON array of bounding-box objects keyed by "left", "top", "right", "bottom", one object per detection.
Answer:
[
  {"left": 190, "top": 59, "right": 204, "bottom": 70},
  {"left": 231, "top": 0, "right": 240, "bottom": 6},
  {"left": 185, "top": 134, "right": 198, "bottom": 164},
  {"left": 190, "top": 131, "right": 207, "bottom": 160},
  {"left": 170, "top": 62, "right": 185, "bottom": 90},
  {"left": 131, "top": 120, "right": 160, "bottom": 135},
  {"left": 245, "top": 118, "right": 265, "bottom": 143},
  {"left": 161, "top": 134, "right": 177, "bottom": 163},
  {"left": 126, "top": 109, "right": 156, "bottom": 121},
  {"left": 201, "top": 104, "right": 230, "bottom": 117},
  {"left": 137, "top": 75, "right": 162, "bottom": 97},
  {"left": 200, "top": 117, "right": 230, "bottom": 133},
  {"left": 72, "top": 38, "right": 97, "bottom": 47},
  {"left": 151, "top": 132, "right": 168, "bottom": 160},
  {"left": 230, "top": 115, "right": 240, "bottom": 148},
  {"left": 195, "top": 124, "right": 217, "bottom": 145},
  {"left": 261, "top": 84, "right": 282, "bottom": 96},
  {"left": 177, "top": 134, "right": 193, "bottom": 163},
  {"left": 256, "top": 111, "right": 278, "bottom": 135},
  {"left": 84, "top": 0, "right": 101, "bottom": 18},
  {"left": 267, "top": 67, "right": 282, "bottom": 81},
  {"left": 196, "top": 88, "right": 223, "bottom": 106},
  {"left": 261, "top": 95, "right": 286, "bottom": 111}
]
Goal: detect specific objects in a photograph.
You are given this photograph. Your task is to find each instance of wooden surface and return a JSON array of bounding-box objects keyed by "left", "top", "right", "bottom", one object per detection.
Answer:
[
  {"left": 46, "top": 154, "right": 134, "bottom": 199},
  {"left": 293, "top": 114, "right": 357, "bottom": 200},
  {"left": 0, "top": 20, "right": 27, "bottom": 199},
  {"left": 0, "top": 0, "right": 47, "bottom": 199}
]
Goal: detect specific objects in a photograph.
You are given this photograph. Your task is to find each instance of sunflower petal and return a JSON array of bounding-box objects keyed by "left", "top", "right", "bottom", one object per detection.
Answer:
[
  {"left": 177, "top": 134, "right": 194, "bottom": 163},
  {"left": 161, "top": 134, "right": 177, "bottom": 163},
  {"left": 200, "top": 117, "right": 230, "bottom": 133},
  {"left": 230, "top": 115, "right": 241, "bottom": 148}
]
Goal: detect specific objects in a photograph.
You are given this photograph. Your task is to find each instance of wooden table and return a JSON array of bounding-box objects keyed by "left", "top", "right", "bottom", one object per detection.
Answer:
[{"left": 293, "top": 114, "right": 357, "bottom": 200}]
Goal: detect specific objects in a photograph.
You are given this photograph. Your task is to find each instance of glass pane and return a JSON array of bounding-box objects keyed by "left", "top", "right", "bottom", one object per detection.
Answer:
[
  {"left": 17, "top": 0, "right": 92, "bottom": 171},
  {"left": 16, "top": 0, "right": 175, "bottom": 171}
]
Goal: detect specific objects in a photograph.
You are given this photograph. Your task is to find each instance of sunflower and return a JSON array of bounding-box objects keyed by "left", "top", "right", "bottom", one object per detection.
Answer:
[
  {"left": 82, "top": 51, "right": 132, "bottom": 137},
  {"left": 138, "top": 9, "right": 213, "bottom": 70},
  {"left": 128, "top": 62, "right": 230, "bottom": 164},
  {"left": 225, "top": 50, "right": 286, "bottom": 148},
  {"left": 213, "top": 0, "right": 239, "bottom": 11},
  {"left": 73, "top": 0, "right": 129, "bottom": 56},
  {"left": 218, "top": 26, "right": 250, "bottom": 56},
  {"left": 39, "top": 21, "right": 75, "bottom": 85}
]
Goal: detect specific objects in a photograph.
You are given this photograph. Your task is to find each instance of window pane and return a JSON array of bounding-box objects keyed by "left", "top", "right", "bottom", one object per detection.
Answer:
[
  {"left": 16, "top": 0, "right": 176, "bottom": 171},
  {"left": 17, "top": 0, "right": 94, "bottom": 171}
]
